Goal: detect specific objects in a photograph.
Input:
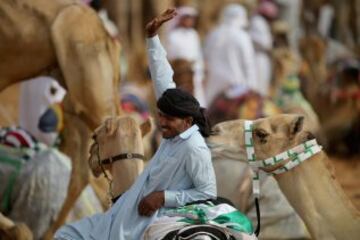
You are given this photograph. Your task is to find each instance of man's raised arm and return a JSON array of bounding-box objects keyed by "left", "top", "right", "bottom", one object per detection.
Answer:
[{"left": 146, "top": 8, "right": 177, "bottom": 100}]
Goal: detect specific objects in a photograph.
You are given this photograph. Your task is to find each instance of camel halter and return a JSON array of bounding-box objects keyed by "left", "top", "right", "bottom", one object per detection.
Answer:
[
  {"left": 244, "top": 120, "right": 322, "bottom": 236},
  {"left": 93, "top": 138, "right": 145, "bottom": 205}
]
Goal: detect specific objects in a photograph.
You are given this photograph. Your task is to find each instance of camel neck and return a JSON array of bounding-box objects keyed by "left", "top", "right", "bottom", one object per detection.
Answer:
[{"left": 275, "top": 151, "right": 360, "bottom": 239}]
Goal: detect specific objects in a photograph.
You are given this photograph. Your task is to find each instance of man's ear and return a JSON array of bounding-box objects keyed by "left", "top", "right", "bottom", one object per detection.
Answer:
[
  {"left": 185, "top": 116, "right": 194, "bottom": 127},
  {"left": 140, "top": 117, "right": 154, "bottom": 137}
]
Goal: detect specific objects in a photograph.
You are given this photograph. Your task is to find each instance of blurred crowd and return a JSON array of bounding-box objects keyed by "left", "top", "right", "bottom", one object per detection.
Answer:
[
  {"left": 11, "top": 0, "right": 359, "bottom": 154},
  {"left": 0, "top": 0, "right": 359, "bottom": 239}
]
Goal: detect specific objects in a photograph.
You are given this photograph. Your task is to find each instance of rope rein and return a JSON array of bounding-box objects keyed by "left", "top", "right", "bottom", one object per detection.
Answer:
[{"left": 94, "top": 138, "right": 115, "bottom": 205}]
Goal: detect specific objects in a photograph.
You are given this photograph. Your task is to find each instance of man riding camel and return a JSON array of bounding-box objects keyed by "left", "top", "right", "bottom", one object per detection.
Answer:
[{"left": 54, "top": 8, "right": 216, "bottom": 240}]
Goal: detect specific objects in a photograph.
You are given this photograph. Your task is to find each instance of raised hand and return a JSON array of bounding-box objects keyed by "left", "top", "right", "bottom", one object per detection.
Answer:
[{"left": 146, "top": 8, "right": 177, "bottom": 37}]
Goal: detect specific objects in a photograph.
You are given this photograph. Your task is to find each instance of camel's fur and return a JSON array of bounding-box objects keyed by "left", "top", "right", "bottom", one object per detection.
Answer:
[
  {"left": 207, "top": 114, "right": 360, "bottom": 239},
  {"left": 0, "top": 0, "right": 122, "bottom": 238},
  {"left": 272, "top": 47, "right": 321, "bottom": 136},
  {"left": 89, "top": 116, "right": 152, "bottom": 198},
  {"left": 299, "top": 35, "right": 360, "bottom": 152}
]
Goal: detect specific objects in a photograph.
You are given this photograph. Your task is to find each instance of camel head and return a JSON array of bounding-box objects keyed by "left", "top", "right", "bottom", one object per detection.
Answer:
[
  {"left": 273, "top": 48, "right": 300, "bottom": 81},
  {"left": 88, "top": 116, "right": 152, "bottom": 177},
  {"left": 272, "top": 48, "right": 301, "bottom": 95},
  {"left": 207, "top": 114, "right": 315, "bottom": 161},
  {"left": 299, "top": 35, "right": 326, "bottom": 64}
]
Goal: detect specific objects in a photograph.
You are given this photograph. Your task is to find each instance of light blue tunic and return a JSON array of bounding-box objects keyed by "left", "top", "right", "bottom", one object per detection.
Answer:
[{"left": 54, "top": 35, "right": 217, "bottom": 240}]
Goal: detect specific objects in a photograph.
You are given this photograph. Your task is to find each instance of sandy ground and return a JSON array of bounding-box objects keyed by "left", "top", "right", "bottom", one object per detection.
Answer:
[{"left": 330, "top": 156, "right": 360, "bottom": 211}]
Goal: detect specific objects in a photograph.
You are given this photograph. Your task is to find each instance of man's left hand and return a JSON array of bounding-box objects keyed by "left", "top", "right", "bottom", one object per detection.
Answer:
[
  {"left": 138, "top": 191, "right": 165, "bottom": 216},
  {"left": 145, "top": 8, "right": 177, "bottom": 37}
]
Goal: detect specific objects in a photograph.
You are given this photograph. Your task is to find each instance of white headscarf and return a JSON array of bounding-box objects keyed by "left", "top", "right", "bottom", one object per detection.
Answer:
[
  {"left": 166, "top": 6, "right": 198, "bottom": 32},
  {"left": 221, "top": 4, "right": 248, "bottom": 28}
]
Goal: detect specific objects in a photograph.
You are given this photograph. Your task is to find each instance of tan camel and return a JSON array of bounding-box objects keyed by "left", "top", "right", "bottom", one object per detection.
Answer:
[
  {"left": 0, "top": 213, "right": 32, "bottom": 240},
  {"left": 272, "top": 47, "right": 321, "bottom": 136},
  {"left": 207, "top": 114, "right": 360, "bottom": 239},
  {"left": 88, "top": 116, "right": 152, "bottom": 199},
  {"left": 0, "top": 0, "right": 124, "bottom": 238},
  {"left": 299, "top": 35, "right": 360, "bottom": 151}
]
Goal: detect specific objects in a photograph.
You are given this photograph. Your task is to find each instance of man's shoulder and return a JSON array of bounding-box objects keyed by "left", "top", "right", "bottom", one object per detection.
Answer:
[{"left": 183, "top": 131, "right": 208, "bottom": 149}]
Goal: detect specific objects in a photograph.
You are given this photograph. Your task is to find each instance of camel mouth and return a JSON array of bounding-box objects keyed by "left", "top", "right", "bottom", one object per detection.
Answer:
[
  {"left": 305, "top": 131, "right": 316, "bottom": 141},
  {"left": 206, "top": 141, "right": 221, "bottom": 149}
]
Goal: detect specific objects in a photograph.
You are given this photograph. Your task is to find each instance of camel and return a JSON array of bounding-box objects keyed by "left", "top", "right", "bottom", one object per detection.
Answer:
[
  {"left": 88, "top": 116, "right": 152, "bottom": 200},
  {"left": 207, "top": 114, "right": 360, "bottom": 239},
  {"left": 0, "top": 0, "right": 128, "bottom": 238},
  {"left": 299, "top": 35, "right": 360, "bottom": 153},
  {"left": 87, "top": 112, "right": 309, "bottom": 239},
  {"left": 272, "top": 47, "right": 321, "bottom": 136},
  {"left": 301, "top": 0, "right": 360, "bottom": 53}
]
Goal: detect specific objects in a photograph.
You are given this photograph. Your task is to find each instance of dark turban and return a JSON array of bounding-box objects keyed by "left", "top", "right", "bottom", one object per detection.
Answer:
[{"left": 157, "top": 88, "right": 211, "bottom": 137}]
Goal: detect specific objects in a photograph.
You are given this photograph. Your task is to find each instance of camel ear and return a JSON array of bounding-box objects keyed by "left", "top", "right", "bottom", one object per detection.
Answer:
[
  {"left": 253, "top": 128, "right": 269, "bottom": 144},
  {"left": 290, "top": 115, "right": 304, "bottom": 135},
  {"left": 104, "top": 116, "right": 119, "bottom": 136},
  {"left": 140, "top": 117, "right": 154, "bottom": 137}
]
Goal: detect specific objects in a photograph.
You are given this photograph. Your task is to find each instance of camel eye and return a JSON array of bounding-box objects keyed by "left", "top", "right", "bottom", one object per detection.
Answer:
[{"left": 254, "top": 129, "right": 269, "bottom": 144}]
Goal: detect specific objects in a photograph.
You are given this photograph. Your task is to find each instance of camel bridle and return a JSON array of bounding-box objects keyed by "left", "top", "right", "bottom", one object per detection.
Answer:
[
  {"left": 244, "top": 120, "right": 323, "bottom": 237},
  {"left": 93, "top": 136, "right": 146, "bottom": 204}
]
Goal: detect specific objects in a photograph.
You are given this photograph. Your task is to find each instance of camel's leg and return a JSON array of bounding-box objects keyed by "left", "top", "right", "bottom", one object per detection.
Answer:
[
  {"left": 43, "top": 5, "right": 120, "bottom": 239},
  {"left": 49, "top": 4, "right": 120, "bottom": 129},
  {"left": 0, "top": 213, "right": 33, "bottom": 240},
  {"left": 42, "top": 97, "right": 91, "bottom": 240},
  {"left": 0, "top": 213, "right": 15, "bottom": 229}
]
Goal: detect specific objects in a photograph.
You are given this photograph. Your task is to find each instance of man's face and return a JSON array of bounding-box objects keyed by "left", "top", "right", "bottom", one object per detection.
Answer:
[
  {"left": 158, "top": 111, "right": 192, "bottom": 139},
  {"left": 178, "top": 15, "right": 196, "bottom": 28}
]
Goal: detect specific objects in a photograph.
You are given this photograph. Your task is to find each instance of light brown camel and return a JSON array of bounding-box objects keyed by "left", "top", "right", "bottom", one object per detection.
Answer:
[
  {"left": 0, "top": 0, "right": 126, "bottom": 238},
  {"left": 301, "top": 0, "right": 360, "bottom": 53},
  {"left": 299, "top": 35, "right": 360, "bottom": 152},
  {"left": 272, "top": 47, "right": 321, "bottom": 136},
  {"left": 88, "top": 116, "right": 152, "bottom": 200},
  {"left": 207, "top": 114, "right": 360, "bottom": 239}
]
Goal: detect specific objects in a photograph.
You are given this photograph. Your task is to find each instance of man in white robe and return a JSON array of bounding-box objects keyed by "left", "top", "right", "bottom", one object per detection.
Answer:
[
  {"left": 165, "top": 6, "right": 206, "bottom": 106},
  {"left": 204, "top": 4, "right": 258, "bottom": 106},
  {"left": 250, "top": 1, "right": 276, "bottom": 96}
]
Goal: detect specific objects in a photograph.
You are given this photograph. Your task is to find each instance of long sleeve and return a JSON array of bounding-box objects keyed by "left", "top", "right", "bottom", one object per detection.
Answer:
[
  {"left": 146, "top": 35, "right": 176, "bottom": 100},
  {"left": 164, "top": 146, "right": 217, "bottom": 207}
]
